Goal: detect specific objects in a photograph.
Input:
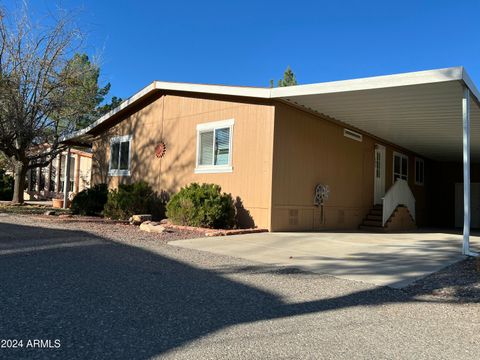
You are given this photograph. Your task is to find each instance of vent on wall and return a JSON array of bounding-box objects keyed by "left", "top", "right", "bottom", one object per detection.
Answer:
[
  {"left": 289, "top": 209, "right": 299, "bottom": 226},
  {"left": 344, "top": 129, "right": 363, "bottom": 142}
]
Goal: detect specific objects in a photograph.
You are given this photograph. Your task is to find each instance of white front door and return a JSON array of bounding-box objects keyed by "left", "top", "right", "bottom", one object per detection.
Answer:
[{"left": 374, "top": 145, "right": 386, "bottom": 205}]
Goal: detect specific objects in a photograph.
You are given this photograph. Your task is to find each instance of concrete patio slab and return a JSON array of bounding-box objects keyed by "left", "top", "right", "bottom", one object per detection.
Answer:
[{"left": 170, "top": 231, "right": 480, "bottom": 288}]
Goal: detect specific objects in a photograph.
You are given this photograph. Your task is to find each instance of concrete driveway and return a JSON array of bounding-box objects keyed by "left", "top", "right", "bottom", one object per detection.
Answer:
[{"left": 170, "top": 231, "right": 480, "bottom": 288}]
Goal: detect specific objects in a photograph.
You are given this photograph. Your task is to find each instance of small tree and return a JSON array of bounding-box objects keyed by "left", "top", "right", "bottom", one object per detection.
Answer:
[
  {"left": 0, "top": 6, "right": 113, "bottom": 203},
  {"left": 277, "top": 66, "right": 298, "bottom": 87}
]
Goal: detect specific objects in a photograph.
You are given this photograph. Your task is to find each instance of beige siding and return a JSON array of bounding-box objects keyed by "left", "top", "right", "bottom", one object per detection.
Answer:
[
  {"left": 92, "top": 94, "right": 275, "bottom": 230},
  {"left": 91, "top": 92, "right": 429, "bottom": 232},
  {"left": 271, "top": 102, "right": 428, "bottom": 231}
]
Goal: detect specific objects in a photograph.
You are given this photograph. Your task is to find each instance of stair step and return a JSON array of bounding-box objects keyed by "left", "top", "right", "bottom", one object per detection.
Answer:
[
  {"left": 359, "top": 203, "right": 387, "bottom": 231},
  {"left": 359, "top": 225, "right": 386, "bottom": 232},
  {"left": 362, "top": 220, "right": 383, "bottom": 227}
]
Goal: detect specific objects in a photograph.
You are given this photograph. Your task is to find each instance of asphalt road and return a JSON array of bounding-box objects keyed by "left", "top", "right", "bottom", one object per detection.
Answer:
[{"left": 0, "top": 215, "right": 479, "bottom": 359}]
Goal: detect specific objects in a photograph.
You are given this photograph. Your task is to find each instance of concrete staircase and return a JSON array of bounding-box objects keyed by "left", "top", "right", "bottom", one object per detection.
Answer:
[{"left": 360, "top": 204, "right": 416, "bottom": 232}]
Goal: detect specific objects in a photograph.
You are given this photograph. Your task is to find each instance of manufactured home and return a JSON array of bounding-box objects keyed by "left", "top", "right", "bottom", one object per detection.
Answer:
[{"left": 63, "top": 67, "right": 480, "bottom": 251}]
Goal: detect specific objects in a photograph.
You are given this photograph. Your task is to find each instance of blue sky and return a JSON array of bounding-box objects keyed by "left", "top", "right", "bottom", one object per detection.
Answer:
[{"left": 5, "top": 0, "right": 480, "bottom": 100}]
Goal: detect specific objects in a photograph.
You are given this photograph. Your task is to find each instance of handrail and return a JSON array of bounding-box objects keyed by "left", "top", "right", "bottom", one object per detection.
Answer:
[{"left": 382, "top": 179, "right": 416, "bottom": 226}]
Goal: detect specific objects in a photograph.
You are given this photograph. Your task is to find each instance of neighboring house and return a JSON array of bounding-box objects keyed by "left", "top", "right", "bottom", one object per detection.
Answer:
[
  {"left": 25, "top": 148, "right": 92, "bottom": 200},
  {"left": 63, "top": 67, "right": 479, "bottom": 233}
]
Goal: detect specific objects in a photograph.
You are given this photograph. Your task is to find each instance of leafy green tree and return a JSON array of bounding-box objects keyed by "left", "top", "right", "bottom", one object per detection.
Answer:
[
  {"left": 278, "top": 66, "right": 298, "bottom": 87},
  {"left": 96, "top": 96, "right": 123, "bottom": 117},
  {"left": 55, "top": 54, "right": 112, "bottom": 130}
]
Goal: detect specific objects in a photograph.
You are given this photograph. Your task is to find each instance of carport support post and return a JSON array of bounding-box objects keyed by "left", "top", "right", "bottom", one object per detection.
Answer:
[
  {"left": 462, "top": 87, "right": 471, "bottom": 255},
  {"left": 63, "top": 147, "right": 71, "bottom": 209}
]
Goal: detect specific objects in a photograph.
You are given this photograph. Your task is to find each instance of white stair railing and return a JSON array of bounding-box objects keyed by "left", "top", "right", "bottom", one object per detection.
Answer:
[{"left": 382, "top": 179, "right": 416, "bottom": 226}]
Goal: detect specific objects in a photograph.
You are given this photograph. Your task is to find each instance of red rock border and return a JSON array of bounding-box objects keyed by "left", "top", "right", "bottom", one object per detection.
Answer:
[
  {"left": 161, "top": 221, "right": 268, "bottom": 237},
  {"left": 34, "top": 215, "right": 268, "bottom": 236}
]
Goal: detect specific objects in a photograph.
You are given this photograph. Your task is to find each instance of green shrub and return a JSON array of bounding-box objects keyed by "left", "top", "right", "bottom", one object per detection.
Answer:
[
  {"left": 103, "top": 181, "right": 166, "bottom": 220},
  {"left": 166, "top": 183, "right": 235, "bottom": 229},
  {"left": 0, "top": 169, "right": 13, "bottom": 201},
  {"left": 71, "top": 184, "right": 108, "bottom": 216}
]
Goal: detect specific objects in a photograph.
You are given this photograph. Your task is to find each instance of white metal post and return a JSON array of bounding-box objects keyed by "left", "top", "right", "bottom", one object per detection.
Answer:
[
  {"left": 462, "top": 87, "right": 472, "bottom": 255},
  {"left": 63, "top": 147, "right": 71, "bottom": 209}
]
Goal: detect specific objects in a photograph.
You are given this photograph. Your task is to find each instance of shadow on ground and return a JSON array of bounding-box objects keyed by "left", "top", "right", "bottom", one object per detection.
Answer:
[{"left": 0, "top": 222, "right": 478, "bottom": 359}]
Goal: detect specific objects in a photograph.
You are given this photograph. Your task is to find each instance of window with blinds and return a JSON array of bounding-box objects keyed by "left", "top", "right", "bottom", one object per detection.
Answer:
[{"left": 196, "top": 119, "right": 234, "bottom": 173}]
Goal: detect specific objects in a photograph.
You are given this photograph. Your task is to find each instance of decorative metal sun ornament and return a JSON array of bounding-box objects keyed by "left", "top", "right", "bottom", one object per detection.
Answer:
[{"left": 155, "top": 142, "right": 166, "bottom": 158}]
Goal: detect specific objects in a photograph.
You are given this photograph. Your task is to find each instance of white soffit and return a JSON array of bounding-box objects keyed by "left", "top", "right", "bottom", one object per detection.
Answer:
[{"left": 271, "top": 67, "right": 480, "bottom": 162}]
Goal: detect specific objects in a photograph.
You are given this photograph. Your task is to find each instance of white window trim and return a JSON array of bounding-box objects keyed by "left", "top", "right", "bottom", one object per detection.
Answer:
[
  {"left": 109, "top": 134, "right": 132, "bottom": 176},
  {"left": 415, "top": 157, "right": 425, "bottom": 186},
  {"left": 195, "top": 119, "right": 234, "bottom": 174},
  {"left": 393, "top": 151, "right": 408, "bottom": 182}
]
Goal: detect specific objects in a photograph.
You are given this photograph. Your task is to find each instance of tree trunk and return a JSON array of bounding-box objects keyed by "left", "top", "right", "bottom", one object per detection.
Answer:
[{"left": 12, "top": 161, "right": 28, "bottom": 204}]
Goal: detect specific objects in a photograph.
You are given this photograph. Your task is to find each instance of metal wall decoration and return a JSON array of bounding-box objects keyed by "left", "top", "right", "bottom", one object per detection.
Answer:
[
  {"left": 314, "top": 184, "right": 329, "bottom": 206},
  {"left": 155, "top": 142, "right": 166, "bottom": 158},
  {"left": 314, "top": 184, "right": 329, "bottom": 225}
]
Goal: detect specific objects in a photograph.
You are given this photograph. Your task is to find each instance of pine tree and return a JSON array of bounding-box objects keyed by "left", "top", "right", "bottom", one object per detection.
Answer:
[{"left": 277, "top": 66, "right": 298, "bottom": 87}]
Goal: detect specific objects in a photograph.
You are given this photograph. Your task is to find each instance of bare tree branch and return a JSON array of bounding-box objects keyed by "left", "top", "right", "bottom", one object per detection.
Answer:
[{"left": 0, "top": 3, "right": 99, "bottom": 203}]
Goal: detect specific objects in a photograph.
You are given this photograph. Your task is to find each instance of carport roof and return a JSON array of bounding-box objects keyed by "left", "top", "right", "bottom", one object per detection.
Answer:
[{"left": 63, "top": 66, "right": 479, "bottom": 161}]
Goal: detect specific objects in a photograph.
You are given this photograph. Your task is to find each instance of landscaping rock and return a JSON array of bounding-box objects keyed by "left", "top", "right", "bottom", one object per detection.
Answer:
[
  {"left": 44, "top": 210, "right": 56, "bottom": 216},
  {"left": 139, "top": 221, "right": 167, "bottom": 233},
  {"left": 129, "top": 214, "right": 152, "bottom": 225}
]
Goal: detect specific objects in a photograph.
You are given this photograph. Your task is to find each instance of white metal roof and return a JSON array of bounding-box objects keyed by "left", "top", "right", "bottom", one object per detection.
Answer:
[
  {"left": 271, "top": 67, "right": 480, "bottom": 161},
  {"left": 63, "top": 66, "right": 479, "bottom": 161}
]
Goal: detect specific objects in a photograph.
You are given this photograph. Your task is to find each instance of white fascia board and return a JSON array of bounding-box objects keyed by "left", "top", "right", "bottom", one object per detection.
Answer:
[
  {"left": 270, "top": 67, "right": 464, "bottom": 98},
  {"left": 153, "top": 81, "right": 271, "bottom": 98}
]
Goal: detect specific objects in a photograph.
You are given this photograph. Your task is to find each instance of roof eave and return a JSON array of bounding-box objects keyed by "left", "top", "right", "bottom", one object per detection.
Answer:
[
  {"left": 270, "top": 66, "right": 465, "bottom": 99},
  {"left": 61, "top": 66, "right": 479, "bottom": 145}
]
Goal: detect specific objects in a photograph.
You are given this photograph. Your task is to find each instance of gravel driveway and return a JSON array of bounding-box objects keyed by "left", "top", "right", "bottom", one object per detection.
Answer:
[{"left": 0, "top": 214, "right": 479, "bottom": 359}]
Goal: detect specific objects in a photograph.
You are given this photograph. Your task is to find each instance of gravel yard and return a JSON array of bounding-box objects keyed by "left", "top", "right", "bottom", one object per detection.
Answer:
[
  {"left": 1, "top": 213, "right": 205, "bottom": 244},
  {"left": 0, "top": 213, "right": 479, "bottom": 359}
]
